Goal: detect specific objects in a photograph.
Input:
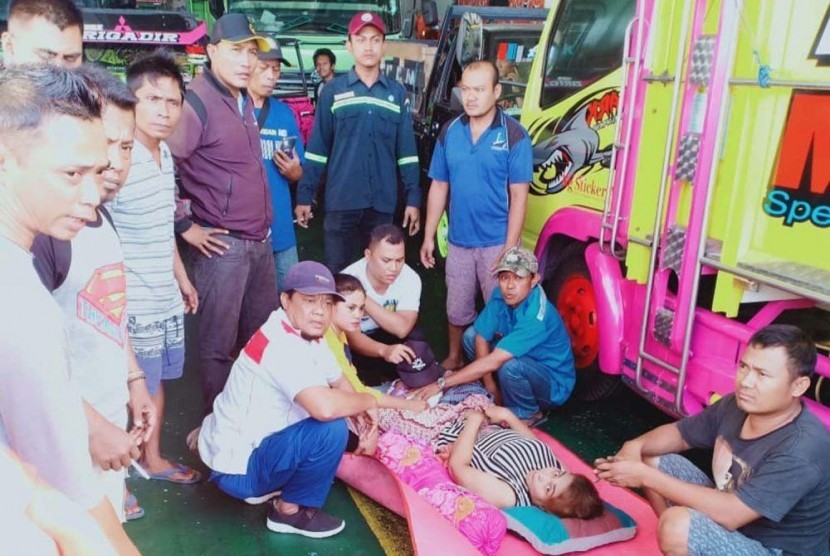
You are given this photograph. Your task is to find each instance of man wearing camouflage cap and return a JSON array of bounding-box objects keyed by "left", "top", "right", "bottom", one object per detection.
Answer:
[{"left": 412, "top": 247, "right": 575, "bottom": 425}]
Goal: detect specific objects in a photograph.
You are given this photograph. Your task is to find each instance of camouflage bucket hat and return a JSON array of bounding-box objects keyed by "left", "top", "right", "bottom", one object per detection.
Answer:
[{"left": 494, "top": 246, "right": 538, "bottom": 277}]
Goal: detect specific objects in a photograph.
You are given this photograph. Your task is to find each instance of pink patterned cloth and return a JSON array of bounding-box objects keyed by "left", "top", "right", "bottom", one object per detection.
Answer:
[
  {"left": 376, "top": 430, "right": 507, "bottom": 555},
  {"left": 379, "top": 382, "right": 491, "bottom": 447}
]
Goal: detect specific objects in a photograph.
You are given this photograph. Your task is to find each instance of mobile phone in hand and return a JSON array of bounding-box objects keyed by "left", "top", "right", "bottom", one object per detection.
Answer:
[{"left": 279, "top": 136, "right": 297, "bottom": 158}]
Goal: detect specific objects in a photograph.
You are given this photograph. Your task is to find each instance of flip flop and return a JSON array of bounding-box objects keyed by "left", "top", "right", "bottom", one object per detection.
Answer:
[
  {"left": 124, "top": 492, "right": 145, "bottom": 521},
  {"left": 147, "top": 463, "right": 202, "bottom": 485}
]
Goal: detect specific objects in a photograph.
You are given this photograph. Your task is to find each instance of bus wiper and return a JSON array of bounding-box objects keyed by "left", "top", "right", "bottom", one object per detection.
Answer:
[
  {"left": 326, "top": 23, "right": 349, "bottom": 34},
  {"left": 279, "top": 15, "right": 312, "bottom": 32}
]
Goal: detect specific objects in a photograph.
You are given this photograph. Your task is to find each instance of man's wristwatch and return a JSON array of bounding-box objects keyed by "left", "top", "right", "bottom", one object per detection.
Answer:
[{"left": 437, "top": 377, "right": 446, "bottom": 391}]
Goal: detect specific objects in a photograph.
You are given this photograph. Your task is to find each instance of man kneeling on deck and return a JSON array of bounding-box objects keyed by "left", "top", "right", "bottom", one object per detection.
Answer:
[
  {"left": 413, "top": 247, "right": 575, "bottom": 424},
  {"left": 595, "top": 325, "right": 830, "bottom": 556},
  {"left": 198, "top": 261, "right": 379, "bottom": 538}
]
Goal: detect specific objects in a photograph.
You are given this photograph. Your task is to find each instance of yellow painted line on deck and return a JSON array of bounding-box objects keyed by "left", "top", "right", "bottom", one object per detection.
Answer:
[{"left": 347, "top": 487, "right": 413, "bottom": 556}]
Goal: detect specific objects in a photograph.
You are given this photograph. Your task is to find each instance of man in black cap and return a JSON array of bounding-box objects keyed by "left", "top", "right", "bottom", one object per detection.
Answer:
[
  {"left": 168, "top": 13, "right": 281, "bottom": 412},
  {"left": 197, "top": 261, "right": 379, "bottom": 538},
  {"left": 248, "top": 37, "right": 305, "bottom": 293},
  {"left": 296, "top": 11, "right": 421, "bottom": 273}
]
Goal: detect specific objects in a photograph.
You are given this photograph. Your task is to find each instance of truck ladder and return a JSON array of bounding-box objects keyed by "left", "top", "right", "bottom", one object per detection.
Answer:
[
  {"left": 634, "top": 0, "right": 741, "bottom": 417},
  {"left": 599, "top": 11, "right": 645, "bottom": 260}
]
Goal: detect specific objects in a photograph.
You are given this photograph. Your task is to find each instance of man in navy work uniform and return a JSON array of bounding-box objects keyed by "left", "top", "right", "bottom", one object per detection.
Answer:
[
  {"left": 295, "top": 11, "right": 421, "bottom": 273},
  {"left": 420, "top": 60, "right": 533, "bottom": 372},
  {"left": 167, "top": 13, "right": 279, "bottom": 411}
]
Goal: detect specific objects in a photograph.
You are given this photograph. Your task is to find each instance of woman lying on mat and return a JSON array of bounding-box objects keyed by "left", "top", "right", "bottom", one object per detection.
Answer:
[{"left": 437, "top": 406, "right": 603, "bottom": 519}]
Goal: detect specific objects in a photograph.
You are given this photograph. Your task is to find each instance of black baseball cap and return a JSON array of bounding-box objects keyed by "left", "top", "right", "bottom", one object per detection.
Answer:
[
  {"left": 396, "top": 340, "right": 444, "bottom": 388},
  {"left": 210, "top": 13, "right": 270, "bottom": 52},
  {"left": 258, "top": 36, "right": 293, "bottom": 67}
]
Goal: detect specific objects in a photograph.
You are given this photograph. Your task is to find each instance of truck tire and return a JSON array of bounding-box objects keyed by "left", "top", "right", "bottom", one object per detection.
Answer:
[{"left": 543, "top": 241, "right": 620, "bottom": 402}]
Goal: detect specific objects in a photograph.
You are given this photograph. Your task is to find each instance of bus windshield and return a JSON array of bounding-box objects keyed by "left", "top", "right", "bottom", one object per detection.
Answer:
[{"left": 227, "top": 0, "right": 400, "bottom": 36}]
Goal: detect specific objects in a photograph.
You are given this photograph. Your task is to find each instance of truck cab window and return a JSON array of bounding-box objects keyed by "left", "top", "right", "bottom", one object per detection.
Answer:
[{"left": 542, "top": 0, "right": 634, "bottom": 108}]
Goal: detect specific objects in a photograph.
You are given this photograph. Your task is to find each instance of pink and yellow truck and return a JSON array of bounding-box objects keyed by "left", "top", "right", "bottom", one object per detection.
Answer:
[{"left": 521, "top": 0, "right": 830, "bottom": 426}]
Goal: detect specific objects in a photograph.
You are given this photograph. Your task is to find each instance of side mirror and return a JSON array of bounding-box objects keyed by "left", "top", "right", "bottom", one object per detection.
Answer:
[
  {"left": 450, "top": 86, "right": 463, "bottom": 112},
  {"left": 421, "top": 0, "right": 439, "bottom": 27},
  {"left": 456, "top": 12, "right": 483, "bottom": 66},
  {"left": 208, "top": 0, "right": 224, "bottom": 19}
]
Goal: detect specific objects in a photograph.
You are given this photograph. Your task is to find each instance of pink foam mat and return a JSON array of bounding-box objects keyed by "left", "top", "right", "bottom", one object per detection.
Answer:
[{"left": 336, "top": 429, "right": 660, "bottom": 555}]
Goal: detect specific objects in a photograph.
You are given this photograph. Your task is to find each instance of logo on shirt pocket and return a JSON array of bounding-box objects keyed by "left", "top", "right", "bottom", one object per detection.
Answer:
[{"left": 491, "top": 131, "right": 508, "bottom": 152}]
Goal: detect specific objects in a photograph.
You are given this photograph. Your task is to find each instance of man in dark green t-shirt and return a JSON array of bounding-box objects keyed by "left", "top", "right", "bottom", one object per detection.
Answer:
[{"left": 595, "top": 325, "right": 830, "bottom": 556}]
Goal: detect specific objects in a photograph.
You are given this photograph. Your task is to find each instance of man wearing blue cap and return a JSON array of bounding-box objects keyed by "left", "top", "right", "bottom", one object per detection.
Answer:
[
  {"left": 198, "top": 261, "right": 379, "bottom": 538},
  {"left": 168, "top": 13, "right": 281, "bottom": 412}
]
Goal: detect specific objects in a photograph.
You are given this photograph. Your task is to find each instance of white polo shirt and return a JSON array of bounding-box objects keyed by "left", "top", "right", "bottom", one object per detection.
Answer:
[{"left": 198, "top": 309, "right": 342, "bottom": 475}]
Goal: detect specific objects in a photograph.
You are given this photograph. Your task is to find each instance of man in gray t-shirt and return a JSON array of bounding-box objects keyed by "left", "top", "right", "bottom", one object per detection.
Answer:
[{"left": 595, "top": 325, "right": 830, "bottom": 556}]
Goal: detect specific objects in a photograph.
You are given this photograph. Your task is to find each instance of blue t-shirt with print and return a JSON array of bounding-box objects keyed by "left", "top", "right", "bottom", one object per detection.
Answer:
[
  {"left": 254, "top": 99, "right": 305, "bottom": 252},
  {"left": 428, "top": 108, "right": 533, "bottom": 248},
  {"left": 473, "top": 284, "right": 575, "bottom": 404}
]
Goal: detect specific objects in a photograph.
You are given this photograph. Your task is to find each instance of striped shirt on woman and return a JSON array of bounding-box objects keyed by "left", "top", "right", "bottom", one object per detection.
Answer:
[{"left": 437, "top": 420, "right": 561, "bottom": 506}]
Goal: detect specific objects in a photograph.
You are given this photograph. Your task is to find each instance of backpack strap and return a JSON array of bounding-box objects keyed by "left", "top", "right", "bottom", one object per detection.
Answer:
[
  {"left": 256, "top": 96, "right": 271, "bottom": 130},
  {"left": 99, "top": 206, "right": 119, "bottom": 238},
  {"left": 185, "top": 89, "right": 208, "bottom": 130}
]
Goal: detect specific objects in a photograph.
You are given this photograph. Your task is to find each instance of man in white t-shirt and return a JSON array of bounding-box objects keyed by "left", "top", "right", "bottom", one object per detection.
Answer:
[
  {"left": 198, "top": 261, "right": 378, "bottom": 538},
  {"left": 343, "top": 223, "right": 424, "bottom": 385},
  {"left": 0, "top": 64, "right": 137, "bottom": 554}
]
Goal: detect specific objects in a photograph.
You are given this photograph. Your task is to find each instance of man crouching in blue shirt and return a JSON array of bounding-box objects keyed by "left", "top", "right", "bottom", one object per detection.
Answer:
[{"left": 413, "top": 247, "right": 575, "bottom": 424}]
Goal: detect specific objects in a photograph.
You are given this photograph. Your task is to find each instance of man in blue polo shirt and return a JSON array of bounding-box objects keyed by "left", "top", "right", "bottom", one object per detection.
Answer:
[
  {"left": 420, "top": 60, "right": 532, "bottom": 371},
  {"left": 296, "top": 11, "right": 421, "bottom": 273},
  {"left": 412, "top": 247, "right": 574, "bottom": 425},
  {"left": 248, "top": 38, "right": 305, "bottom": 292}
]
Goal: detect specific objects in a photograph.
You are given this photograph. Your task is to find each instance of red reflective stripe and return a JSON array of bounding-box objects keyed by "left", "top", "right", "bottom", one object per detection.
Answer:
[
  {"left": 244, "top": 329, "right": 269, "bottom": 364},
  {"left": 282, "top": 320, "right": 300, "bottom": 336}
]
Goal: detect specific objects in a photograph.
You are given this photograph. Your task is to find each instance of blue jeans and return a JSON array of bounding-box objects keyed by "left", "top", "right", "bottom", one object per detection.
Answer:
[
  {"left": 211, "top": 418, "right": 348, "bottom": 509},
  {"left": 273, "top": 245, "right": 299, "bottom": 294},
  {"left": 462, "top": 325, "right": 554, "bottom": 419},
  {"left": 323, "top": 208, "right": 393, "bottom": 273}
]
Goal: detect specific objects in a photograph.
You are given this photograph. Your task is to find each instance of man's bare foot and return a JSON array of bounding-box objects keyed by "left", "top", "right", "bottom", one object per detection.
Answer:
[
  {"left": 186, "top": 426, "right": 201, "bottom": 453},
  {"left": 441, "top": 356, "right": 464, "bottom": 371}
]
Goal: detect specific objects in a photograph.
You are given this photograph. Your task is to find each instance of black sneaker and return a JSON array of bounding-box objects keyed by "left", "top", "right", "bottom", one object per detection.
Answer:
[{"left": 266, "top": 504, "right": 345, "bottom": 538}]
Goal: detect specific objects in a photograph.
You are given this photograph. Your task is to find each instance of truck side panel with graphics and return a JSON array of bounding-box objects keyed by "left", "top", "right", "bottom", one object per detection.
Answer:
[{"left": 522, "top": 0, "right": 830, "bottom": 426}]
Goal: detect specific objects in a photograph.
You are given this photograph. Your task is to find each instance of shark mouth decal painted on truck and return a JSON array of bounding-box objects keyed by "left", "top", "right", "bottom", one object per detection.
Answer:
[{"left": 530, "top": 89, "right": 618, "bottom": 195}]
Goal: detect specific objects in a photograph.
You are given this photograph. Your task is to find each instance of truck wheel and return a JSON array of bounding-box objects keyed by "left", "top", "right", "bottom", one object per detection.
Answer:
[{"left": 543, "top": 242, "right": 620, "bottom": 402}]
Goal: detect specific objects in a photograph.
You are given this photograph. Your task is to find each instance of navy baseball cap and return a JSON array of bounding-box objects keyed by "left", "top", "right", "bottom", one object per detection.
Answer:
[
  {"left": 258, "top": 36, "right": 293, "bottom": 67},
  {"left": 283, "top": 261, "right": 344, "bottom": 300},
  {"left": 210, "top": 13, "right": 271, "bottom": 52}
]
